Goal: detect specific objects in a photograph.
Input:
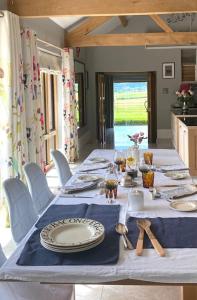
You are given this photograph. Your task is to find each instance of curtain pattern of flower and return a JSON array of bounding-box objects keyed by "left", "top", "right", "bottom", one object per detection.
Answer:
[
  {"left": 0, "top": 11, "right": 28, "bottom": 201},
  {"left": 21, "top": 29, "right": 45, "bottom": 170},
  {"left": 62, "top": 48, "right": 79, "bottom": 162}
]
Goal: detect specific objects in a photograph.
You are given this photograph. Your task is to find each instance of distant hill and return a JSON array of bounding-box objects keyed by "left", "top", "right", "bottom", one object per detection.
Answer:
[{"left": 114, "top": 82, "right": 147, "bottom": 93}]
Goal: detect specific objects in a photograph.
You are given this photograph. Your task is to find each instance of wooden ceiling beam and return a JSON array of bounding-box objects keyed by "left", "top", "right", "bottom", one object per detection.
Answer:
[
  {"left": 8, "top": 0, "right": 197, "bottom": 18},
  {"left": 119, "top": 16, "right": 128, "bottom": 27},
  {"left": 150, "top": 15, "right": 173, "bottom": 33},
  {"left": 66, "top": 32, "right": 197, "bottom": 47},
  {"left": 67, "top": 17, "right": 112, "bottom": 40}
]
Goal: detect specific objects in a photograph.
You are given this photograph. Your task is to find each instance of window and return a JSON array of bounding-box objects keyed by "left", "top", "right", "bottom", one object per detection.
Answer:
[
  {"left": 40, "top": 71, "right": 58, "bottom": 170},
  {"left": 74, "top": 60, "right": 87, "bottom": 129},
  {"left": 75, "top": 73, "right": 85, "bottom": 128}
]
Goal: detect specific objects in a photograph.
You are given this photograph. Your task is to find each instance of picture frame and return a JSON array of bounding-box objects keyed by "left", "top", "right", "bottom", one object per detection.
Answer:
[{"left": 162, "top": 62, "right": 175, "bottom": 79}]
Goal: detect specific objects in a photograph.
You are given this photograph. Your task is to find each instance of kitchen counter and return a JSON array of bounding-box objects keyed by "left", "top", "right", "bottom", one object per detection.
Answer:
[{"left": 179, "top": 117, "right": 197, "bottom": 126}]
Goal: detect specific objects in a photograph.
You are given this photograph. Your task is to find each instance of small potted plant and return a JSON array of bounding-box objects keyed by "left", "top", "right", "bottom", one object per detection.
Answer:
[{"left": 176, "top": 89, "right": 194, "bottom": 114}]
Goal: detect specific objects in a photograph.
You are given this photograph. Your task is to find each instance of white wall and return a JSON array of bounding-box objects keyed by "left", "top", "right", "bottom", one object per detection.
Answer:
[
  {"left": 20, "top": 18, "right": 65, "bottom": 48},
  {"left": 85, "top": 46, "right": 181, "bottom": 139}
]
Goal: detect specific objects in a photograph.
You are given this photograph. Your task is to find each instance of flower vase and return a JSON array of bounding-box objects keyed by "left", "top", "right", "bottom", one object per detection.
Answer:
[
  {"left": 182, "top": 101, "right": 189, "bottom": 115},
  {"left": 130, "top": 144, "right": 140, "bottom": 165}
]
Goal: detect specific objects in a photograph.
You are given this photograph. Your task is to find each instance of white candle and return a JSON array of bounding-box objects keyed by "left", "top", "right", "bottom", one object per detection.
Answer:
[{"left": 128, "top": 190, "right": 144, "bottom": 211}]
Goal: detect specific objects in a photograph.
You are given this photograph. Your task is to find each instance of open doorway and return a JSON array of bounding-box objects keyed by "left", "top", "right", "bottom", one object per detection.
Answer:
[
  {"left": 113, "top": 81, "right": 148, "bottom": 150},
  {"left": 96, "top": 72, "right": 157, "bottom": 148}
]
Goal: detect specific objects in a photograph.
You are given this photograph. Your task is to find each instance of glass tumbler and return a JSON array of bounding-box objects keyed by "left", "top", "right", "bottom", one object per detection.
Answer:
[
  {"left": 142, "top": 171, "right": 154, "bottom": 188},
  {"left": 143, "top": 151, "right": 153, "bottom": 165}
]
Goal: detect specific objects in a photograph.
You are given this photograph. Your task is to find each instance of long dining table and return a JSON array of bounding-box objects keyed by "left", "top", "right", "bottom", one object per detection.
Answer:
[{"left": 1, "top": 149, "right": 197, "bottom": 300}]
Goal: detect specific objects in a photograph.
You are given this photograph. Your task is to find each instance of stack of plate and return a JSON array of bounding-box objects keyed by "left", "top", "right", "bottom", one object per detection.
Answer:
[{"left": 40, "top": 218, "right": 105, "bottom": 253}]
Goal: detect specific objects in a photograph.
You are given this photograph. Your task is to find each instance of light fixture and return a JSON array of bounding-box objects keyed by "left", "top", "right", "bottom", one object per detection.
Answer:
[{"left": 145, "top": 45, "right": 197, "bottom": 50}]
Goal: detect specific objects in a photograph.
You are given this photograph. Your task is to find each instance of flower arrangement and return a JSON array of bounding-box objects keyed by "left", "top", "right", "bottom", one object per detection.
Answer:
[
  {"left": 176, "top": 89, "right": 194, "bottom": 105},
  {"left": 128, "top": 132, "right": 147, "bottom": 146}
]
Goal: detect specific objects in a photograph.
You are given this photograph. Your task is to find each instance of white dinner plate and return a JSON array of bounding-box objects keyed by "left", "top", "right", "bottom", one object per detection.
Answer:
[
  {"left": 40, "top": 218, "right": 105, "bottom": 247},
  {"left": 169, "top": 200, "right": 197, "bottom": 212},
  {"left": 41, "top": 235, "right": 105, "bottom": 253},
  {"left": 164, "top": 171, "right": 189, "bottom": 180},
  {"left": 77, "top": 175, "right": 102, "bottom": 182}
]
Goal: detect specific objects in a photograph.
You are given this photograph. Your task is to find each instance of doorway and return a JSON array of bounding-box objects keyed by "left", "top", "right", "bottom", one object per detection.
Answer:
[
  {"left": 96, "top": 72, "right": 157, "bottom": 148},
  {"left": 113, "top": 81, "right": 148, "bottom": 150}
]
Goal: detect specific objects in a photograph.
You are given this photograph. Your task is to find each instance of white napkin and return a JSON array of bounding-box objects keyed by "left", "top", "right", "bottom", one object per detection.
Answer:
[
  {"left": 161, "top": 184, "right": 197, "bottom": 200},
  {"left": 62, "top": 181, "right": 97, "bottom": 194},
  {"left": 157, "top": 164, "right": 189, "bottom": 173},
  {"left": 79, "top": 163, "right": 110, "bottom": 172}
]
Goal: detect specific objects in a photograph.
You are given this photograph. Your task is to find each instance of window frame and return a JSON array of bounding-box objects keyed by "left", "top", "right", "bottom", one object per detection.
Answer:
[{"left": 40, "top": 70, "right": 59, "bottom": 171}]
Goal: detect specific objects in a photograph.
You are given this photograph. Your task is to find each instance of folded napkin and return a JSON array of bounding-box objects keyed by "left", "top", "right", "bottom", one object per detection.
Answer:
[
  {"left": 17, "top": 204, "right": 120, "bottom": 266},
  {"left": 79, "top": 163, "right": 110, "bottom": 172},
  {"left": 62, "top": 181, "right": 97, "bottom": 194},
  {"left": 157, "top": 165, "right": 189, "bottom": 173},
  {"left": 161, "top": 185, "right": 197, "bottom": 200},
  {"left": 127, "top": 217, "right": 197, "bottom": 248}
]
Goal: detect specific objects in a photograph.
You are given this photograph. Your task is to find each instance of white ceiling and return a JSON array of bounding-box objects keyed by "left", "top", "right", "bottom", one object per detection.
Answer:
[
  {"left": 50, "top": 16, "right": 84, "bottom": 30},
  {"left": 50, "top": 16, "right": 130, "bottom": 33}
]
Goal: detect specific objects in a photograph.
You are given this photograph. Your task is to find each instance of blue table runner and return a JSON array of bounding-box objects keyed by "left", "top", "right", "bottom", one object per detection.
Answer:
[
  {"left": 17, "top": 204, "right": 120, "bottom": 266},
  {"left": 127, "top": 216, "right": 197, "bottom": 248}
]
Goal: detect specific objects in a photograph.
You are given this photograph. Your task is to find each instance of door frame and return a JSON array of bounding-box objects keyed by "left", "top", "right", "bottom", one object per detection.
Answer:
[{"left": 96, "top": 71, "right": 157, "bottom": 144}]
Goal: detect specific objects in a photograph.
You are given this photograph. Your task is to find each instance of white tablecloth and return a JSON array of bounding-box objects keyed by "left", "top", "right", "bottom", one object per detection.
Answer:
[{"left": 1, "top": 149, "right": 197, "bottom": 284}]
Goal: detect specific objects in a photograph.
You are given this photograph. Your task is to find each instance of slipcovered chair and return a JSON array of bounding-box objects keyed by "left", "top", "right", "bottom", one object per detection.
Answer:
[
  {"left": 51, "top": 150, "right": 72, "bottom": 187},
  {"left": 3, "top": 178, "right": 38, "bottom": 244},
  {"left": 24, "top": 163, "right": 55, "bottom": 215},
  {"left": 0, "top": 243, "right": 75, "bottom": 300}
]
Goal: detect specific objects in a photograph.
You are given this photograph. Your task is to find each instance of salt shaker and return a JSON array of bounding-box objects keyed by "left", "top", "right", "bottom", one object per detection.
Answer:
[{"left": 128, "top": 190, "right": 144, "bottom": 211}]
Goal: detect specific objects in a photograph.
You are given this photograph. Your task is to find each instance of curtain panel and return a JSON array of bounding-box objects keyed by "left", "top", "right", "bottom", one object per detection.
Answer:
[
  {"left": 62, "top": 48, "right": 79, "bottom": 162},
  {"left": 21, "top": 29, "right": 45, "bottom": 170},
  {"left": 0, "top": 11, "right": 28, "bottom": 202}
]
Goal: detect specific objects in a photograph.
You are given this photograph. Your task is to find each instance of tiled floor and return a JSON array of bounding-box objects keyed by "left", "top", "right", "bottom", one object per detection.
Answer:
[
  {"left": 75, "top": 284, "right": 181, "bottom": 300},
  {"left": 0, "top": 138, "right": 179, "bottom": 300}
]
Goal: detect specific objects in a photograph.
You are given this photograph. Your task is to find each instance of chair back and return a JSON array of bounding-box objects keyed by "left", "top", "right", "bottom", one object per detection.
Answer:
[
  {"left": 51, "top": 150, "right": 72, "bottom": 187},
  {"left": 0, "top": 244, "right": 6, "bottom": 266},
  {"left": 3, "top": 178, "right": 38, "bottom": 244},
  {"left": 24, "top": 163, "right": 54, "bottom": 215}
]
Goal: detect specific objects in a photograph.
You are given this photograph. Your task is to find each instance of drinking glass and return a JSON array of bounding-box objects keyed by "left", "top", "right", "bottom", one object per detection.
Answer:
[
  {"left": 144, "top": 151, "right": 153, "bottom": 165},
  {"left": 104, "top": 170, "right": 118, "bottom": 203},
  {"left": 114, "top": 150, "right": 126, "bottom": 172},
  {"left": 142, "top": 171, "right": 154, "bottom": 188}
]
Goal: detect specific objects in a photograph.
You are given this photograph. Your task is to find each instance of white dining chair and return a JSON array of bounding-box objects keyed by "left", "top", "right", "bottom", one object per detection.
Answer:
[
  {"left": 3, "top": 178, "right": 38, "bottom": 244},
  {"left": 0, "top": 243, "right": 75, "bottom": 300},
  {"left": 51, "top": 150, "right": 72, "bottom": 187},
  {"left": 23, "top": 162, "right": 55, "bottom": 215}
]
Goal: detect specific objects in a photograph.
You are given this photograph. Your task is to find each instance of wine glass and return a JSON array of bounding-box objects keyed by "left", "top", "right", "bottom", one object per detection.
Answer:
[
  {"left": 114, "top": 150, "right": 125, "bottom": 172},
  {"left": 104, "top": 168, "right": 119, "bottom": 203}
]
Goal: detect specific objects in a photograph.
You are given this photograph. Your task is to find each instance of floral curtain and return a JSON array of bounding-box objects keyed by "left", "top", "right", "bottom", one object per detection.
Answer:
[
  {"left": 21, "top": 29, "right": 45, "bottom": 170},
  {"left": 62, "top": 48, "right": 79, "bottom": 162},
  {"left": 0, "top": 11, "right": 28, "bottom": 201}
]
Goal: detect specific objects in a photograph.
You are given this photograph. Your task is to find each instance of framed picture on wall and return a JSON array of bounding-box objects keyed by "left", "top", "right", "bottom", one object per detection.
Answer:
[{"left": 162, "top": 62, "right": 175, "bottom": 79}]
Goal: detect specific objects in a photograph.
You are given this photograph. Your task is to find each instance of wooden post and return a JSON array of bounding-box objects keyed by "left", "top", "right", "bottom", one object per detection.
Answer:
[{"left": 181, "top": 286, "right": 197, "bottom": 300}]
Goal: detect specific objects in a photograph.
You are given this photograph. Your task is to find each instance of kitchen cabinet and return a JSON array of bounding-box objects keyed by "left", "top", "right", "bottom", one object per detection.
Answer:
[{"left": 171, "top": 113, "right": 197, "bottom": 175}]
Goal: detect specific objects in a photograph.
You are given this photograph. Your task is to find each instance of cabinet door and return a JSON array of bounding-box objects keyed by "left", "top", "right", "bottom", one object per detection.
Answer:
[
  {"left": 171, "top": 114, "right": 178, "bottom": 150},
  {"left": 178, "top": 121, "right": 188, "bottom": 166}
]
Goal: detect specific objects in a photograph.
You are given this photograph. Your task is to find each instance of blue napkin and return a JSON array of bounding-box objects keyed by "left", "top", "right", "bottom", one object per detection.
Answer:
[
  {"left": 17, "top": 204, "right": 120, "bottom": 266},
  {"left": 127, "top": 217, "right": 197, "bottom": 248}
]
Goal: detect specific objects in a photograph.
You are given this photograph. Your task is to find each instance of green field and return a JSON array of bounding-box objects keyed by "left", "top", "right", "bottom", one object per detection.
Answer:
[{"left": 114, "top": 91, "right": 148, "bottom": 125}]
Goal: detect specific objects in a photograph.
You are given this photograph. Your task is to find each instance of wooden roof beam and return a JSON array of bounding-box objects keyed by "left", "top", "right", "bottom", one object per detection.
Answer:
[
  {"left": 66, "top": 32, "right": 197, "bottom": 47},
  {"left": 150, "top": 15, "right": 173, "bottom": 33},
  {"left": 8, "top": 0, "right": 197, "bottom": 18}
]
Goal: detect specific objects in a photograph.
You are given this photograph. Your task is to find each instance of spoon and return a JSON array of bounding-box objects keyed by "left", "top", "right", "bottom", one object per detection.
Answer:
[
  {"left": 136, "top": 221, "right": 144, "bottom": 256},
  {"left": 137, "top": 219, "right": 165, "bottom": 257},
  {"left": 115, "top": 223, "right": 133, "bottom": 250}
]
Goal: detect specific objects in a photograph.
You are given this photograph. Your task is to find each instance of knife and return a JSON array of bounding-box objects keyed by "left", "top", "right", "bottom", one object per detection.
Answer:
[{"left": 59, "top": 194, "right": 94, "bottom": 198}]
